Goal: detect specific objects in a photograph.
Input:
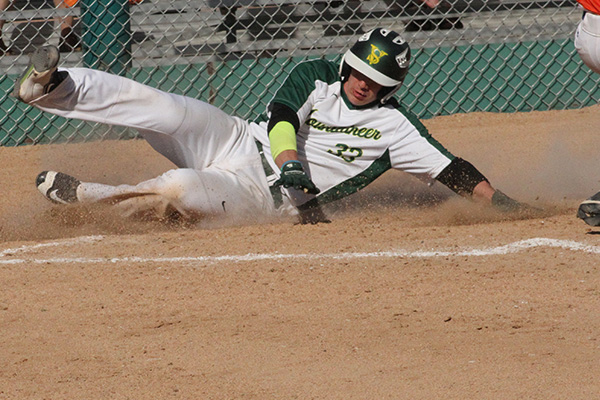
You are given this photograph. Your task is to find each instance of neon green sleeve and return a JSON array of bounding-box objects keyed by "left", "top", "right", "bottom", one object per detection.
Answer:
[{"left": 268, "top": 121, "right": 297, "bottom": 161}]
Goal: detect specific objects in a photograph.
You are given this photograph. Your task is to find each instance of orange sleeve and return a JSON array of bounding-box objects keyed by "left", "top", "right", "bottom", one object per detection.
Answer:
[
  {"left": 578, "top": 0, "right": 600, "bottom": 15},
  {"left": 62, "top": 0, "right": 142, "bottom": 6}
]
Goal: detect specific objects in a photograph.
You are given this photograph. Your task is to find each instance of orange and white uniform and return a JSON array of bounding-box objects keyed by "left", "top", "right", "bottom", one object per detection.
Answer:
[{"left": 575, "top": 0, "right": 600, "bottom": 74}]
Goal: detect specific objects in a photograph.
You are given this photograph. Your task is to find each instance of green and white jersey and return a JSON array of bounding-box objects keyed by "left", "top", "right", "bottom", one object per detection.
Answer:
[{"left": 250, "top": 59, "right": 455, "bottom": 208}]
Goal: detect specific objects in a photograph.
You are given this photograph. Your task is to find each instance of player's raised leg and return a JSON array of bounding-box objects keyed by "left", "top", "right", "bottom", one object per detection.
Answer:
[{"left": 13, "top": 45, "right": 244, "bottom": 170}]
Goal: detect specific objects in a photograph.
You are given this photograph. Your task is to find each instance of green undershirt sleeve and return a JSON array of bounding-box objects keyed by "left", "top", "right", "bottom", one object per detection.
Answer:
[{"left": 269, "top": 121, "right": 297, "bottom": 161}]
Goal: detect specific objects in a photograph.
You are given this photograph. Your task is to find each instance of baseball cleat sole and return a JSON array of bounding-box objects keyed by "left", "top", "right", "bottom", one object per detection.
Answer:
[
  {"left": 577, "top": 191, "right": 600, "bottom": 226},
  {"left": 36, "top": 170, "right": 81, "bottom": 204}
]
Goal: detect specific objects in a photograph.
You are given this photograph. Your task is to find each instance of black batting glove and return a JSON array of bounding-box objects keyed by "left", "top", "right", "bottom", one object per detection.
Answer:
[
  {"left": 491, "top": 190, "right": 522, "bottom": 212},
  {"left": 274, "top": 160, "right": 320, "bottom": 195},
  {"left": 491, "top": 190, "right": 540, "bottom": 214}
]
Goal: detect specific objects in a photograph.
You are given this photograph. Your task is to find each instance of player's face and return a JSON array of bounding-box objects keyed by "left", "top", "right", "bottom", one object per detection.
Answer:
[{"left": 343, "top": 69, "right": 382, "bottom": 106}]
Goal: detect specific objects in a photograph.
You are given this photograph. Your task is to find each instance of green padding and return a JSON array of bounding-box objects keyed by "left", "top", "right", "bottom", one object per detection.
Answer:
[
  {"left": 403, "top": 39, "right": 600, "bottom": 118},
  {"left": 80, "top": 0, "right": 132, "bottom": 76},
  {"left": 2, "top": 38, "right": 599, "bottom": 146}
]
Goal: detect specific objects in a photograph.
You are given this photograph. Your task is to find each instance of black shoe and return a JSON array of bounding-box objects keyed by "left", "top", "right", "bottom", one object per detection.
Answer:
[
  {"left": 438, "top": 17, "right": 463, "bottom": 30},
  {"left": 577, "top": 191, "right": 600, "bottom": 226},
  {"left": 58, "top": 27, "right": 81, "bottom": 52},
  {"left": 0, "top": 39, "right": 13, "bottom": 56},
  {"left": 405, "top": 17, "right": 463, "bottom": 31},
  {"left": 36, "top": 171, "right": 81, "bottom": 204}
]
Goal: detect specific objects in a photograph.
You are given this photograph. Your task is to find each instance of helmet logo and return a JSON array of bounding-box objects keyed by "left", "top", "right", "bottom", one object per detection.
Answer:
[
  {"left": 366, "top": 44, "right": 388, "bottom": 65},
  {"left": 358, "top": 31, "right": 373, "bottom": 42},
  {"left": 396, "top": 48, "right": 410, "bottom": 68}
]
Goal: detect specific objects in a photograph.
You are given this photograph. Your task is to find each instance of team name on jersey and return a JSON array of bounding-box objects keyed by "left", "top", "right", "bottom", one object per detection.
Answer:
[{"left": 306, "top": 117, "right": 382, "bottom": 140}]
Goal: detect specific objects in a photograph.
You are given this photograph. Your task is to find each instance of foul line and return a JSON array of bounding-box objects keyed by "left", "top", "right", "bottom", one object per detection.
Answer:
[
  {"left": 0, "top": 236, "right": 104, "bottom": 257},
  {"left": 0, "top": 237, "right": 598, "bottom": 265}
]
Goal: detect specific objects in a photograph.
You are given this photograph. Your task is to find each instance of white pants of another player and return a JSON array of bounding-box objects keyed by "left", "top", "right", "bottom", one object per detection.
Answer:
[
  {"left": 31, "top": 68, "right": 291, "bottom": 223},
  {"left": 575, "top": 8, "right": 600, "bottom": 74}
]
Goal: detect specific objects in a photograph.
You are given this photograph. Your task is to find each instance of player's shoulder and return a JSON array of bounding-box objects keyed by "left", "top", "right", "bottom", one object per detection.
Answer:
[
  {"left": 380, "top": 97, "right": 429, "bottom": 135},
  {"left": 377, "top": 97, "right": 427, "bottom": 130},
  {"left": 290, "top": 58, "right": 340, "bottom": 84}
]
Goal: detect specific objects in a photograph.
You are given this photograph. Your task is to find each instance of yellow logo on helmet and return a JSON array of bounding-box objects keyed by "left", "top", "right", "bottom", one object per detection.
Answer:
[{"left": 366, "top": 44, "right": 388, "bottom": 65}]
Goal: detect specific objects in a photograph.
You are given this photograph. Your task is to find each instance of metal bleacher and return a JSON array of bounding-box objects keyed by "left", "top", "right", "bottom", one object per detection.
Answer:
[{"left": 1, "top": 0, "right": 579, "bottom": 69}]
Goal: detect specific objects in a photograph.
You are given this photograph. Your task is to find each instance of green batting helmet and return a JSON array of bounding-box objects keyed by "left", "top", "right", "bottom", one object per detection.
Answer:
[{"left": 340, "top": 28, "right": 411, "bottom": 103}]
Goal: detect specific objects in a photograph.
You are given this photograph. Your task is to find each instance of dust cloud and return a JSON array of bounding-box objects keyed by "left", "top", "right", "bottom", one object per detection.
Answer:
[{"left": 1, "top": 106, "right": 597, "bottom": 242}]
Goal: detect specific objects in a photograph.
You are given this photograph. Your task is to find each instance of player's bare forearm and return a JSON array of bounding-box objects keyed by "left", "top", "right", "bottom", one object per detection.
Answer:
[
  {"left": 472, "top": 181, "right": 496, "bottom": 203},
  {"left": 274, "top": 149, "right": 299, "bottom": 169}
]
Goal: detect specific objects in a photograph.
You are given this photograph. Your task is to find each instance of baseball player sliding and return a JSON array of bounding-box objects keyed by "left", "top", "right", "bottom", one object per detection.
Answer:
[
  {"left": 574, "top": 0, "right": 600, "bottom": 226},
  {"left": 15, "top": 28, "right": 531, "bottom": 225}
]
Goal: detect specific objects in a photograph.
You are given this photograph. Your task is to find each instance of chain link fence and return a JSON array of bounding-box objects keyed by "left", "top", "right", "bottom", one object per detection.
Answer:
[{"left": 0, "top": 0, "right": 597, "bottom": 146}]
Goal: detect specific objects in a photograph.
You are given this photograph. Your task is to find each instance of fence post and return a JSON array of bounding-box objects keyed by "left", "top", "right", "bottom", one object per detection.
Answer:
[{"left": 79, "top": 0, "right": 132, "bottom": 76}]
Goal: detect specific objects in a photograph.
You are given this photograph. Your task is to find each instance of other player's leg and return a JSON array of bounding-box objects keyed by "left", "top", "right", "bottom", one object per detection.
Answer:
[{"left": 575, "top": 11, "right": 600, "bottom": 75}]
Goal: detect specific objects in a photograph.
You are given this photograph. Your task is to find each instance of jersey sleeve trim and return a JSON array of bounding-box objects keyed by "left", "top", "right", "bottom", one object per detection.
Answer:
[{"left": 299, "top": 150, "right": 392, "bottom": 209}]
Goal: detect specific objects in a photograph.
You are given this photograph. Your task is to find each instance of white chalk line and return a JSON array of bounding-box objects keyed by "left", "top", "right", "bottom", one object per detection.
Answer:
[
  {"left": 0, "top": 235, "right": 104, "bottom": 257},
  {"left": 0, "top": 236, "right": 598, "bottom": 265}
]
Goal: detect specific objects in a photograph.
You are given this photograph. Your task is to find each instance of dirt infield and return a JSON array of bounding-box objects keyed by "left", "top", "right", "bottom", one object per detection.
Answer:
[{"left": 1, "top": 106, "right": 599, "bottom": 399}]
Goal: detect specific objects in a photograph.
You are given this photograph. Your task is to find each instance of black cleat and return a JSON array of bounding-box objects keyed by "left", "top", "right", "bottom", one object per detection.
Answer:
[
  {"left": 36, "top": 171, "right": 81, "bottom": 204},
  {"left": 577, "top": 191, "right": 600, "bottom": 226}
]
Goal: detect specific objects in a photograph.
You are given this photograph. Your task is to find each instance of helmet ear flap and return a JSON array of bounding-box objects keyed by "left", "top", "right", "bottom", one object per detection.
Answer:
[{"left": 379, "top": 84, "right": 402, "bottom": 104}]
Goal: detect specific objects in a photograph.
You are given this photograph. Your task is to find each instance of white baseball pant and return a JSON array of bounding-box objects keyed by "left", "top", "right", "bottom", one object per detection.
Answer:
[
  {"left": 31, "top": 67, "right": 283, "bottom": 221},
  {"left": 575, "top": 9, "right": 600, "bottom": 74}
]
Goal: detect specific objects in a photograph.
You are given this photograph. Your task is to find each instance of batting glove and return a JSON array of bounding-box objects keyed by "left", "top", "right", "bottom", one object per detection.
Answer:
[
  {"left": 274, "top": 160, "right": 320, "bottom": 195},
  {"left": 491, "top": 190, "right": 539, "bottom": 214}
]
